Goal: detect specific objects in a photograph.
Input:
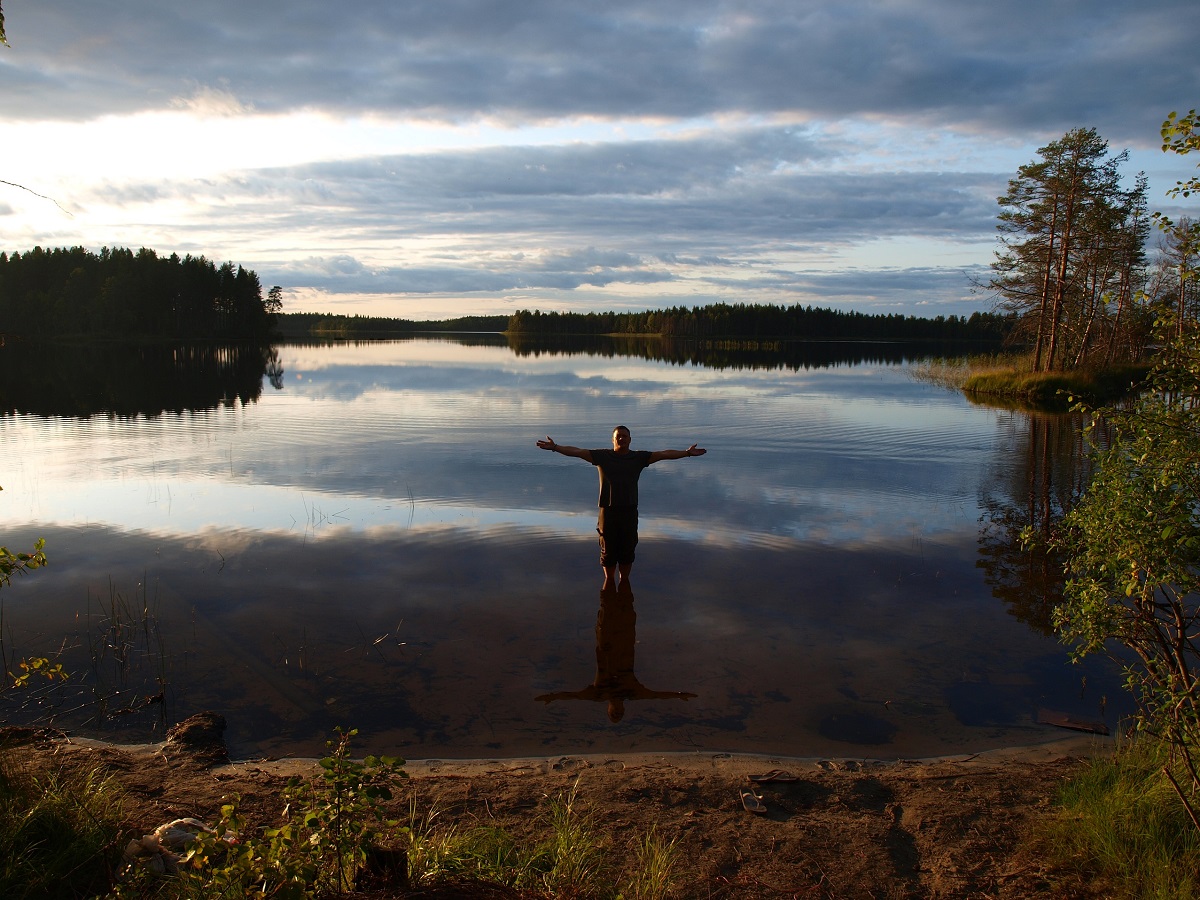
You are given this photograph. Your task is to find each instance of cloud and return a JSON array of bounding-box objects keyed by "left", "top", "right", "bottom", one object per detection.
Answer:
[
  {"left": 2, "top": 0, "right": 1192, "bottom": 319},
  {"left": 6, "top": 1, "right": 1197, "bottom": 142},
  {"left": 170, "top": 84, "right": 254, "bottom": 117},
  {"left": 28, "top": 122, "right": 1009, "bottom": 314},
  {"left": 106, "top": 126, "right": 996, "bottom": 240}
]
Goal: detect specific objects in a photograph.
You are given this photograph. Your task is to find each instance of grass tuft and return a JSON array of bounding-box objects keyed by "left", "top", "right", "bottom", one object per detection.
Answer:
[
  {"left": 0, "top": 749, "right": 125, "bottom": 899},
  {"left": 622, "top": 824, "right": 681, "bottom": 900},
  {"left": 911, "top": 352, "right": 1147, "bottom": 410},
  {"left": 963, "top": 363, "right": 1148, "bottom": 409},
  {"left": 537, "top": 779, "right": 607, "bottom": 895},
  {"left": 910, "top": 351, "right": 1032, "bottom": 391},
  {"left": 1038, "top": 738, "right": 1200, "bottom": 899},
  {"left": 404, "top": 778, "right": 676, "bottom": 898}
]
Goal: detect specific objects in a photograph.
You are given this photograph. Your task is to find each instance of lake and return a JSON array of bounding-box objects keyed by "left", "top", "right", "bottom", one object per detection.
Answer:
[{"left": 0, "top": 336, "right": 1123, "bottom": 760}]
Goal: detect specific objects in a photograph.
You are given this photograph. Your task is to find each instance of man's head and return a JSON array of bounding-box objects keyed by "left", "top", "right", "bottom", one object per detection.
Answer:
[{"left": 611, "top": 425, "right": 631, "bottom": 452}]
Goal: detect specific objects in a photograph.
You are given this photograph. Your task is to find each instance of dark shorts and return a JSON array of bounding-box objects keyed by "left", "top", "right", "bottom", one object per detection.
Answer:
[{"left": 597, "top": 506, "right": 638, "bottom": 567}]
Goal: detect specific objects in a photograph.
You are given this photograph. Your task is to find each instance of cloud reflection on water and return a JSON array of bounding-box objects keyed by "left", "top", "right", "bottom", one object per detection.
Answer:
[
  {"left": 0, "top": 519, "right": 1127, "bottom": 761},
  {"left": 2, "top": 341, "right": 990, "bottom": 548},
  {"left": 0, "top": 339, "right": 1129, "bottom": 758}
]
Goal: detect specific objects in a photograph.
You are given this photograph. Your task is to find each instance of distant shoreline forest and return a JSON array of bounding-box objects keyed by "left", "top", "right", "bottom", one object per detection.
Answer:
[
  {"left": 279, "top": 305, "right": 1013, "bottom": 343},
  {"left": 0, "top": 245, "right": 1013, "bottom": 344}
]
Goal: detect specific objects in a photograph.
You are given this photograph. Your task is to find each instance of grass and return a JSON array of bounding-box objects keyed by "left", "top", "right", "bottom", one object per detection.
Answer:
[
  {"left": 0, "top": 739, "right": 680, "bottom": 899},
  {"left": 404, "top": 779, "right": 681, "bottom": 899},
  {"left": 628, "top": 825, "right": 681, "bottom": 900},
  {"left": 0, "top": 747, "right": 126, "bottom": 899},
  {"left": 911, "top": 352, "right": 1148, "bottom": 409},
  {"left": 1037, "top": 738, "right": 1200, "bottom": 899},
  {"left": 910, "top": 351, "right": 1029, "bottom": 392}
]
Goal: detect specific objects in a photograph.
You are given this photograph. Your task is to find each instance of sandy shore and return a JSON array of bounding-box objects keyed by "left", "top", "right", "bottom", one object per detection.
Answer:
[{"left": 5, "top": 717, "right": 1111, "bottom": 898}]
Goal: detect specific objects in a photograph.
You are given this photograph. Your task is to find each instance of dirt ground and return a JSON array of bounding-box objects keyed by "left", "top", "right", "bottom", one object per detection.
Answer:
[{"left": 4, "top": 714, "right": 1112, "bottom": 899}]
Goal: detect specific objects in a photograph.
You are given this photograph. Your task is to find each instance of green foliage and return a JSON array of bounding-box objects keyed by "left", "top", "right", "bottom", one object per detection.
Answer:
[
  {"left": 1054, "top": 322, "right": 1200, "bottom": 756},
  {"left": 1161, "top": 109, "right": 1200, "bottom": 200},
  {"left": 0, "top": 755, "right": 125, "bottom": 899},
  {"left": 1151, "top": 110, "right": 1200, "bottom": 336},
  {"left": 1042, "top": 738, "right": 1200, "bottom": 899},
  {"left": 277, "top": 727, "right": 407, "bottom": 893},
  {"left": 0, "top": 536, "right": 45, "bottom": 590},
  {"left": 1051, "top": 110, "right": 1200, "bottom": 797},
  {"left": 9, "top": 656, "right": 66, "bottom": 689},
  {"left": 117, "top": 727, "right": 408, "bottom": 898},
  {"left": 1, "top": 489, "right": 55, "bottom": 690}
]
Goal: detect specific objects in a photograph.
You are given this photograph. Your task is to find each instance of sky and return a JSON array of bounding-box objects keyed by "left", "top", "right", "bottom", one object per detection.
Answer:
[{"left": 2, "top": 1, "right": 1198, "bottom": 322}]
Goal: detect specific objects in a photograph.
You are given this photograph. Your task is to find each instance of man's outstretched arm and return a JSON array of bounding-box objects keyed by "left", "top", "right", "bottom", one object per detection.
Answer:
[
  {"left": 537, "top": 436, "right": 594, "bottom": 463},
  {"left": 648, "top": 444, "right": 706, "bottom": 464}
]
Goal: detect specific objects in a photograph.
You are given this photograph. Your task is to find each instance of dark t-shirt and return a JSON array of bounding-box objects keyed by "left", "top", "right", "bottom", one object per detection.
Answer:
[{"left": 590, "top": 449, "right": 653, "bottom": 508}]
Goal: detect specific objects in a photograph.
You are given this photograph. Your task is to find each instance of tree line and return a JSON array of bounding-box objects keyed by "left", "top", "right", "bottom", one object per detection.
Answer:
[
  {"left": 0, "top": 246, "right": 282, "bottom": 340},
  {"left": 279, "top": 305, "right": 1010, "bottom": 342},
  {"left": 505, "top": 303, "right": 1011, "bottom": 342},
  {"left": 276, "top": 311, "right": 509, "bottom": 338}
]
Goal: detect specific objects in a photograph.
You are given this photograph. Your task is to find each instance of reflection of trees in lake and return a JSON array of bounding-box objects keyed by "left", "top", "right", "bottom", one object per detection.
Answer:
[
  {"left": 0, "top": 340, "right": 282, "bottom": 418},
  {"left": 505, "top": 334, "right": 992, "bottom": 371},
  {"left": 977, "top": 409, "right": 1097, "bottom": 633}
]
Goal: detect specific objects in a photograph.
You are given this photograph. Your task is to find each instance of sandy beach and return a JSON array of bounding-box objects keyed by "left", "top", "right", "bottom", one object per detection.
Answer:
[{"left": 1, "top": 712, "right": 1115, "bottom": 898}]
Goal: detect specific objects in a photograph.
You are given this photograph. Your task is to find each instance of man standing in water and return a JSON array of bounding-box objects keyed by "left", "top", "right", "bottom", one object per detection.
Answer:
[{"left": 536, "top": 426, "right": 706, "bottom": 589}]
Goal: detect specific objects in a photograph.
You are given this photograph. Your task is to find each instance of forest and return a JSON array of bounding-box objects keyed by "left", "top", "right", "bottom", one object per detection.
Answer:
[
  {"left": 0, "top": 246, "right": 281, "bottom": 340},
  {"left": 275, "top": 311, "right": 509, "bottom": 338},
  {"left": 278, "top": 304, "right": 1013, "bottom": 342},
  {"left": 504, "top": 303, "right": 1011, "bottom": 341}
]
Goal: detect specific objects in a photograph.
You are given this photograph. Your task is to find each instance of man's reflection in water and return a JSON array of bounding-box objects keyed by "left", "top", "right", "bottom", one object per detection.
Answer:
[{"left": 535, "top": 582, "right": 697, "bottom": 722}]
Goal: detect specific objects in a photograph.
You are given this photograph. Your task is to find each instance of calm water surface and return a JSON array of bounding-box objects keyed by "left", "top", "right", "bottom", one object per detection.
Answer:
[{"left": 0, "top": 338, "right": 1123, "bottom": 759}]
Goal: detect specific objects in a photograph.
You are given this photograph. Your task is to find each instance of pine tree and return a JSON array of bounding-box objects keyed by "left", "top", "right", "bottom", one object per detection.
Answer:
[{"left": 990, "top": 128, "right": 1148, "bottom": 371}]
